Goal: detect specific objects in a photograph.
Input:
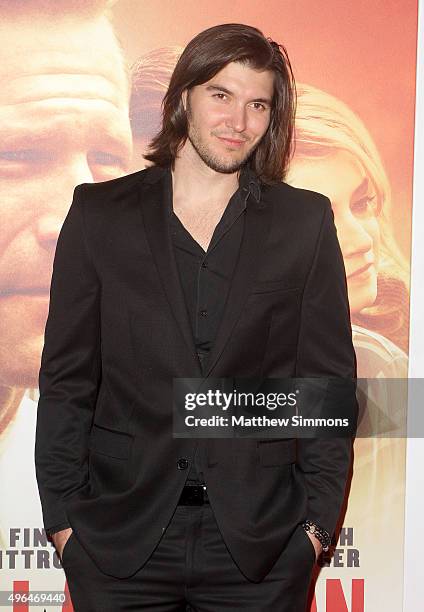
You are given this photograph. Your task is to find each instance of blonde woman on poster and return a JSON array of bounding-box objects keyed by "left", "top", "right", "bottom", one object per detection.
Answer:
[{"left": 286, "top": 84, "right": 408, "bottom": 611}]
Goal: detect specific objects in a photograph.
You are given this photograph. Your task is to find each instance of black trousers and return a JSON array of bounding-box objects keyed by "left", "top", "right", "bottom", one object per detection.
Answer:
[{"left": 62, "top": 504, "right": 315, "bottom": 612}]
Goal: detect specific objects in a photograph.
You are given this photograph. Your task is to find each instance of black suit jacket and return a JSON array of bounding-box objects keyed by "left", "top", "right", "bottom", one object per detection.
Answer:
[{"left": 35, "top": 165, "right": 357, "bottom": 581}]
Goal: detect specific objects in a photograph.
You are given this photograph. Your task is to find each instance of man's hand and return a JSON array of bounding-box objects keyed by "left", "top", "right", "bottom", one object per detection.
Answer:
[
  {"left": 52, "top": 527, "right": 73, "bottom": 560},
  {"left": 306, "top": 531, "right": 322, "bottom": 560}
]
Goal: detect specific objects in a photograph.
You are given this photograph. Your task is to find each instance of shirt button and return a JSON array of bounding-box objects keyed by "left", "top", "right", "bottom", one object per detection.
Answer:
[
  {"left": 200, "top": 309, "right": 208, "bottom": 317},
  {"left": 177, "top": 458, "right": 189, "bottom": 470}
]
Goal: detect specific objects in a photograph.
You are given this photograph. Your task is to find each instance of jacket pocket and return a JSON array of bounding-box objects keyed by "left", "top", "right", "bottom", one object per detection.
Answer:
[
  {"left": 250, "top": 280, "right": 300, "bottom": 295},
  {"left": 89, "top": 424, "right": 133, "bottom": 460}
]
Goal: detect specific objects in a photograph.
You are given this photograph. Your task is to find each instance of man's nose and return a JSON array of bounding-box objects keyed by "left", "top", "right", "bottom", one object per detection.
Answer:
[
  {"left": 35, "top": 158, "right": 95, "bottom": 248},
  {"left": 226, "top": 104, "right": 247, "bottom": 133}
]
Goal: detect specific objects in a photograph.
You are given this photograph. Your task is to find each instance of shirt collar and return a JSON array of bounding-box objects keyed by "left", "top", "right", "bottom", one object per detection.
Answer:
[
  {"left": 164, "top": 162, "right": 261, "bottom": 217},
  {"left": 238, "top": 163, "right": 262, "bottom": 204}
]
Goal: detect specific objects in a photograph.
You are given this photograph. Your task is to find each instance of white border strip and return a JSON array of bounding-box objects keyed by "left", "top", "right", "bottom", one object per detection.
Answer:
[{"left": 404, "top": 0, "right": 424, "bottom": 610}]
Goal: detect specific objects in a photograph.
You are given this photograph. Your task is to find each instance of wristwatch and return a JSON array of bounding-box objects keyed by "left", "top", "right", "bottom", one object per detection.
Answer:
[{"left": 301, "top": 520, "right": 331, "bottom": 552}]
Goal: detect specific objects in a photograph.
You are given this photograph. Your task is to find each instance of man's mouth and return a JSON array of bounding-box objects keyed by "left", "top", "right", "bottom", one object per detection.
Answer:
[{"left": 217, "top": 136, "right": 246, "bottom": 147}]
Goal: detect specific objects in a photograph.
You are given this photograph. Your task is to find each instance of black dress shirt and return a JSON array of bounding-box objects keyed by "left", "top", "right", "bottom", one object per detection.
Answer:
[{"left": 166, "top": 164, "right": 261, "bottom": 483}]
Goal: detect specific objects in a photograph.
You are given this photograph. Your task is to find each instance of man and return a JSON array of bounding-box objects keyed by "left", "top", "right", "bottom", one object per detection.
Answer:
[
  {"left": 35, "top": 24, "right": 357, "bottom": 611},
  {"left": 0, "top": 0, "right": 131, "bottom": 589}
]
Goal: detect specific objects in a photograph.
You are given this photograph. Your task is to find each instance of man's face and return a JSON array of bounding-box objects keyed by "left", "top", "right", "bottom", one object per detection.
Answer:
[
  {"left": 0, "top": 16, "right": 132, "bottom": 387},
  {"left": 183, "top": 61, "right": 274, "bottom": 174}
]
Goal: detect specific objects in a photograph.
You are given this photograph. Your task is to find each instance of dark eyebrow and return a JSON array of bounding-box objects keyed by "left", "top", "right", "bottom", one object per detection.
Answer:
[
  {"left": 351, "top": 176, "right": 370, "bottom": 200},
  {"left": 205, "top": 84, "right": 272, "bottom": 106}
]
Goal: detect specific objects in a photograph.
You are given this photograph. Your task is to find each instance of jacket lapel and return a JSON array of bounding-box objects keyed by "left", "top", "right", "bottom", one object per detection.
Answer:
[
  {"left": 138, "top": 166, "right": 273, "bottom": 380},
  {"left": 204, "top": 188, "right": 273, "bottom": 377},
  {"left": 139, "top": 167, "right": 202, "bottom": 377}
]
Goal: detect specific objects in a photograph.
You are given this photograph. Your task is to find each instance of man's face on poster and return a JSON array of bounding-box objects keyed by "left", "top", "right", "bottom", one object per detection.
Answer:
[{"left": 0, "top": 16, "right": 132, "bottom": 387}]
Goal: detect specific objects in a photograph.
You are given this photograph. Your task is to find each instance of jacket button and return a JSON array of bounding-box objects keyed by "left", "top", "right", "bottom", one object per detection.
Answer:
[{"left": 177, "top": 457, "right": 189, "bottom": 470}]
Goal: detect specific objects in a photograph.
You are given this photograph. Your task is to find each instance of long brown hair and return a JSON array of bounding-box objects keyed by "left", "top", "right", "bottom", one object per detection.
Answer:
[{"left": 144, "top": 23, "right": 296, "bottom": 184}]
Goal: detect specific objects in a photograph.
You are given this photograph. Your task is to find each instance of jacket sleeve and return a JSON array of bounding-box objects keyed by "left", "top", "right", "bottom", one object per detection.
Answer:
[
  {"left": 35, "top": 184, "right": 101, "bottom": 532},
  {"left": 295, "top": 196, "right": 358, "bottom": 537}
]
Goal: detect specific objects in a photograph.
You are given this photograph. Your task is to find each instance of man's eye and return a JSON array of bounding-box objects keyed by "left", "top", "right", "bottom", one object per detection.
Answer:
[
  {"left": 89, "top": 151, "right": 126, "bottom": 167},
  {"left": 0, "top": 149, "right": 52, "bottom": 162},
  {"left": 251, "top": 102, "right": 266, "bottom": 111},
  {"left": 213, "top": 93, "right": 228, "bottom": 101}
]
